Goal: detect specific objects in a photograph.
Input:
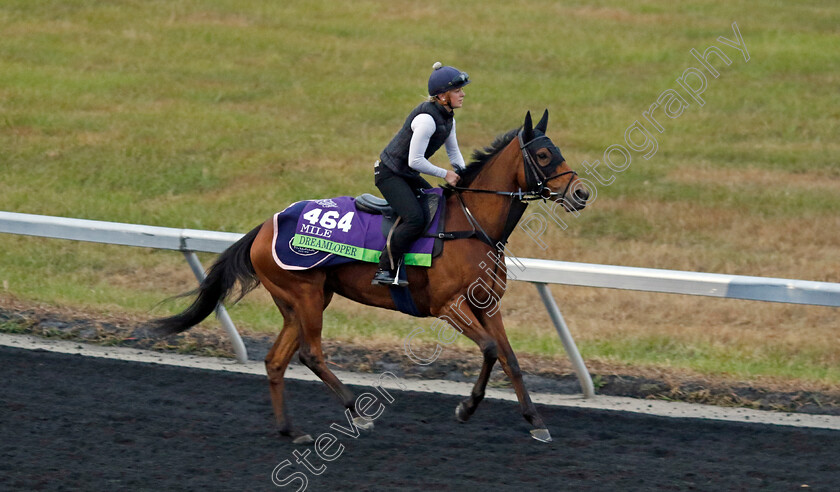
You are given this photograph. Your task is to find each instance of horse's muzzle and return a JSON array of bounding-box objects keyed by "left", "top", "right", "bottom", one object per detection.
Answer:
[{"left": 562, "top": 187, "right": 589, "bottom": 212}]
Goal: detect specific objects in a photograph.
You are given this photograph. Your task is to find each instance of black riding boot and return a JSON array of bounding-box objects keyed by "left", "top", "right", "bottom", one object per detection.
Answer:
[
  {"left": 371, "top": 164, "right": 429, "bottom": 288},
  {"left": 372, "top": 251, "right": 408, "bottom": 287}
]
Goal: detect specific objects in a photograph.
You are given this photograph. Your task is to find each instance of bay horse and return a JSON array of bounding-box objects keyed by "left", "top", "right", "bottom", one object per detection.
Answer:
[{"left": 152, "top": 110, "right": 589, "bottom": 443}]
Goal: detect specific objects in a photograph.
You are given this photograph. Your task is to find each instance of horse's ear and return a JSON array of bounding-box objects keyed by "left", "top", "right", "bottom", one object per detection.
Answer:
[
  {"left": 522, "top": 111, "right": 534, "bottom": 142},
  {"left": 535, "top": 109, "right": 549, "bottom": 133}
]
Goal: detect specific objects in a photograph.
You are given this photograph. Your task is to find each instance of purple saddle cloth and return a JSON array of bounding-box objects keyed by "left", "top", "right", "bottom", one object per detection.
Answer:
[{"left": 271, "top": 189, "right": 444, "bottom": 271}]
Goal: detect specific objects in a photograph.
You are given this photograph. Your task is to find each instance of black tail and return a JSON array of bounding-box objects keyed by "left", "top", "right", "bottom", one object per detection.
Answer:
[{"left": 151, "top": 225, "right": 262, "bottom": 336}]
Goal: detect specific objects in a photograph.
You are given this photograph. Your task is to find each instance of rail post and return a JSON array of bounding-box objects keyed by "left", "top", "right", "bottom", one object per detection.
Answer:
[
  {"left": 534, "top": 282, "right": 595, "bottom": 398},
  {"left": 182, "top": 251, "right": 249, "bottom": 363}
]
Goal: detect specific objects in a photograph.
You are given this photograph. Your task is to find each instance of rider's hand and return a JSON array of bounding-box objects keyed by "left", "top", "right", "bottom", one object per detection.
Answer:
[{"left": 445, "top": 170, "right": 460, "bottom": 187}]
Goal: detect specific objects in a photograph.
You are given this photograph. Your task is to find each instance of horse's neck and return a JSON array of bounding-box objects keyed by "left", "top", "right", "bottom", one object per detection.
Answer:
[{"left": 452, "top": 145, "right": 523, "bottom": 245}]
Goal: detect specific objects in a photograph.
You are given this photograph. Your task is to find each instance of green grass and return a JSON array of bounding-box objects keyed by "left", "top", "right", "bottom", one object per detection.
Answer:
[{"left": 1, "top": 0, "right": 838, "bottom": 384}]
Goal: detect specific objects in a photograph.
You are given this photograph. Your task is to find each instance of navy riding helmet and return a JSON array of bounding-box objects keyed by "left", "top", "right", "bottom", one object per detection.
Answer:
[{"left": 427, "top": 62, "right": 470, "bottom": 96}]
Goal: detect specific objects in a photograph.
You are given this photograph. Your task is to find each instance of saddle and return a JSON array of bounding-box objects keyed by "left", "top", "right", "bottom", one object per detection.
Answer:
[
  {"left": 354, "top": 192, "right": 445, "bottom": 257},
  {"left": 354, "top": 192, "right": 441, "bottom": 235},
  {"left": 354, "top": 193, "right": 393, "bottom": 215}
]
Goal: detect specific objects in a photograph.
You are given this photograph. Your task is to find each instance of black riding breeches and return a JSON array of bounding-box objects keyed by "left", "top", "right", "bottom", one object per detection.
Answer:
[{"left": 374, "top": 162, "right": 432, "bottom": 269}]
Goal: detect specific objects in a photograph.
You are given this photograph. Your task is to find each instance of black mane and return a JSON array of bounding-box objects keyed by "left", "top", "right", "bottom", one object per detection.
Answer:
[{"left": 456, "top": 128, "right": 520, "bottom": 187}]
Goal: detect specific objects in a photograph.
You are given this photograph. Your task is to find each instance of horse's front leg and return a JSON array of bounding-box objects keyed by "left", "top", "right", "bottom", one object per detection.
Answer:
[
  {"left": 484, "top": 313, "right": 551, "bottom": 442},
  {"left": 431, "top": 300, "right": 498, "bottom": 423},
  {"left": 454, "top": 334, "right": 497, "bottom": 423},
  {"left": 437, "top": 301, "right": 547, "bottom": 441}
]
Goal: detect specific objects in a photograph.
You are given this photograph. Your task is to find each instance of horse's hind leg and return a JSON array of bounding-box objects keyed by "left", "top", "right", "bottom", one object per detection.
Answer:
[
  {"left": 265, "top": 303, "right": 310, "bottom": 444},
  {"left": 296, "top": 297, "right": 374, "bottom": 430}
]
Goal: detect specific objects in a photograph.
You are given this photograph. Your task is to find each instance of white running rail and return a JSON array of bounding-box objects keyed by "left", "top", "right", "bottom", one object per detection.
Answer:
[{"left": 2, "top": 211, "right": 839, "bottom": 396}]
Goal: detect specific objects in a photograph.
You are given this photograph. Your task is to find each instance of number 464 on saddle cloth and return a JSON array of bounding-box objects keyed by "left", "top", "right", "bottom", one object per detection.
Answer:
[{"left": 272, "top": 190, "right": 444, "bottom": 271}]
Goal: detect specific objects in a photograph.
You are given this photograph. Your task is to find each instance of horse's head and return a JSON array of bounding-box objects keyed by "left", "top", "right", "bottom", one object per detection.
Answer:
[{"left": 517, "top": 110, "right": 589, "bottom": 212}]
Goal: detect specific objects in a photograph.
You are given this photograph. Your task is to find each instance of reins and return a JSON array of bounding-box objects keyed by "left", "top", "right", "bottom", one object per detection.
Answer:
[{"left": 433, "top": 130, "right": 576, "bottom": 251}]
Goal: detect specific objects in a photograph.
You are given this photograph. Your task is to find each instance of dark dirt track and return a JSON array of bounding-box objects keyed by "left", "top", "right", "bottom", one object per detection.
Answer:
[{"left": 1, "top": 346, "right": 839, "bottom": 491}]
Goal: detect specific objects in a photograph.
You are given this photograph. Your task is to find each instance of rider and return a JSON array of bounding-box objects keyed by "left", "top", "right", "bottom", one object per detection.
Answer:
[{"left": 371, "top": 62, "right": 470, "bottom": 287}]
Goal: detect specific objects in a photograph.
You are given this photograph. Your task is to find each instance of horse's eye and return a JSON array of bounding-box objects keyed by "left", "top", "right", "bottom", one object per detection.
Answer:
[{"left": 537, "top": 152, "right": 549, "bottom": 159}]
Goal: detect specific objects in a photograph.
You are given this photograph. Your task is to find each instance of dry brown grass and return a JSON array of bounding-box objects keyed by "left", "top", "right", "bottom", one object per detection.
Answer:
[{"left": 669, "top": 165, "right": 840, "bottom": 191}]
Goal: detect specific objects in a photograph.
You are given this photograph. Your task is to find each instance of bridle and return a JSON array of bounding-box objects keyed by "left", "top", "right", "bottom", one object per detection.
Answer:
[
  {"left": 518, "top": 132, "right": 577, "bottom": 202},
  {"left": 449, "top": 130, "right": 577, "bottom": 202},
  {"left": 438, "top": 130, "right": 578, "bottom": 250}
]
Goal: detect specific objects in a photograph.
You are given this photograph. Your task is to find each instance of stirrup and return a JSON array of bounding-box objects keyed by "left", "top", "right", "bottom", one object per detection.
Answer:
[
  {"left": 371, "top": 265, "right": 408, "bottom": 288},
  {"left": 391, "top": 259, "right": 409, "bottom": 287},
  {"left": 371, "top": 268, "right": 396, "bottom": 286}
]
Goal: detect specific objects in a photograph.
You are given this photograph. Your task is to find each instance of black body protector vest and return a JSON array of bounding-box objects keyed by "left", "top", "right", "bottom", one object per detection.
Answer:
[{"left": 379, "top": 101, "right": 454, "bottom": 178}]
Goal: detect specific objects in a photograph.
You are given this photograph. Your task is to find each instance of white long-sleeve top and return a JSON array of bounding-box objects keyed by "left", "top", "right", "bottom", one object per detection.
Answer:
[{"left": 407, "top": 113, "right": 467, "bottom": 178}]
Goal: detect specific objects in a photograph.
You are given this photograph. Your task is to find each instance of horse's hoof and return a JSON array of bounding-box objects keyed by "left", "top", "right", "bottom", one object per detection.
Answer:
[
  {"left": 352, "top": 416, "right": 374, "bottom": 431},
  {"left": 530, "top": 428, "right": 552, "bottom": 443},
  {"left": 455, "top": 401, "right": 470, "bottom": 422},
  {"left": 279, "top": 428, "right": 314, "bottom": 445},
  {"left": 292, "top": 434, "right": 314, "bottom": 445}
]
